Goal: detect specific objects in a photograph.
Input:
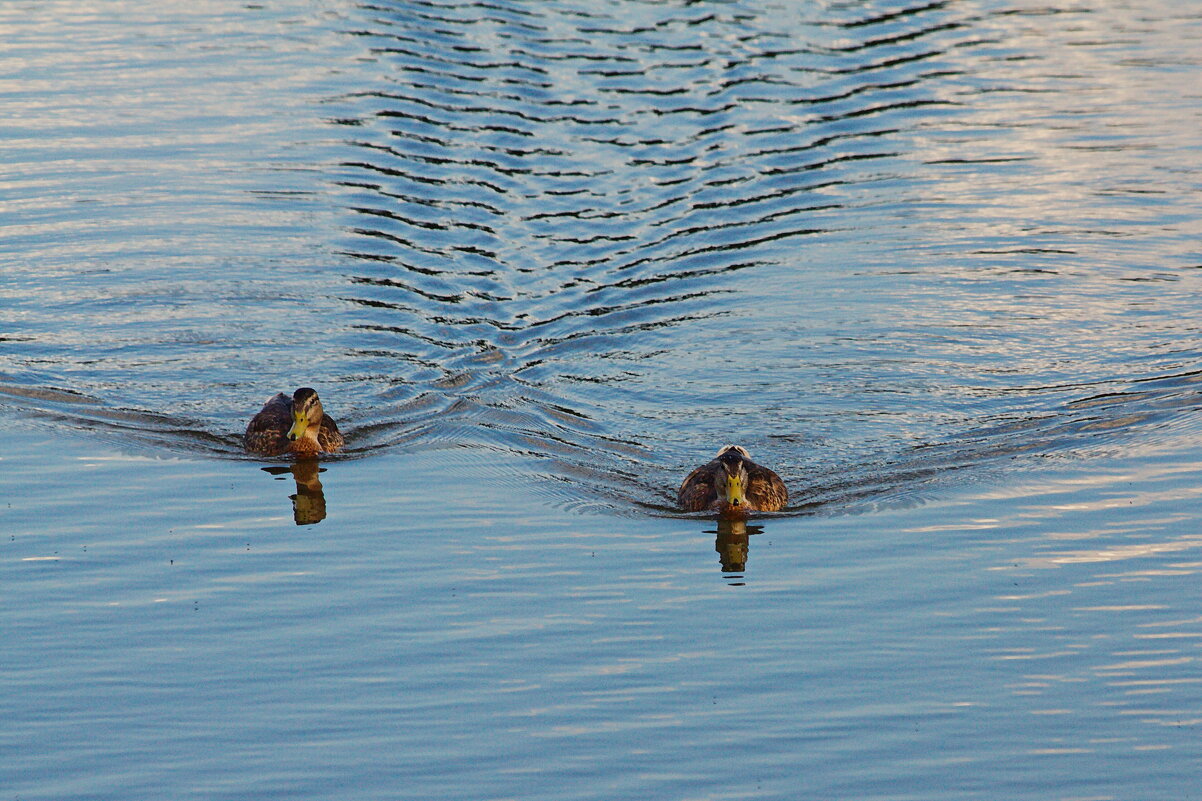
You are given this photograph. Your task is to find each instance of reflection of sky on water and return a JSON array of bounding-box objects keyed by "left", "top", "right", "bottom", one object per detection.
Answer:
[
  {"left": 0, "top": 0, "right": 360, "bottom": 429},
  {"left": 5, "top": 3, "right": 1202, "bottom": 794},
  {"left": 3, "top": 2, "right": 1202, "bottom": 521},
  {"left": 7, "top": 369, "right": 1202, "bottom": 793}
]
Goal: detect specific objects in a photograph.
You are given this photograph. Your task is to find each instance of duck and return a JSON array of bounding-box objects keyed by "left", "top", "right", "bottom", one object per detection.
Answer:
[
  {"left": 244, "top": 387, "right": 344, "bottom": 457},
  {"left": 678, "top": 445, "right": 787, "bottom": 517}
]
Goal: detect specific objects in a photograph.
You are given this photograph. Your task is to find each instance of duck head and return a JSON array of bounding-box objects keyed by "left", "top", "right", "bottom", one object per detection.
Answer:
[
  {"left": 287, "top": 387, "right": 324, "bottom": 442},
  {"left": 717, "top": 444, "right": 752, "bottom": 509}
]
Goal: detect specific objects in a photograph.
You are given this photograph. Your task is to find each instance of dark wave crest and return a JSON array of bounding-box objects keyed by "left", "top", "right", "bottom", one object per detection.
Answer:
[{"left": 5, "top": 1, "right": 1202, "bottom": 515}]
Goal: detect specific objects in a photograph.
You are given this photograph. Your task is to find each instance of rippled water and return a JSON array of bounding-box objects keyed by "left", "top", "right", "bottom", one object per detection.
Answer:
[{"left": 4, "top": 1, "right": 1202, "bottom": 798}]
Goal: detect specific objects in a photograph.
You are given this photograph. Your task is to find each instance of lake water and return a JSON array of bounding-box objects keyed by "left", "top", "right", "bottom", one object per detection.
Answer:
[{"left": 4, "top": 1, "right": 1202, "bottom": 798}]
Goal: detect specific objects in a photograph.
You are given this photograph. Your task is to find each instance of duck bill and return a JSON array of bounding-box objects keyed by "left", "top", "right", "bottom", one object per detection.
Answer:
[
  {"left": 726, "top": 474, "right": 747, "bottom": 509},
  {"left": 287, "top": 410, "right": 308, "bottom": 442}
]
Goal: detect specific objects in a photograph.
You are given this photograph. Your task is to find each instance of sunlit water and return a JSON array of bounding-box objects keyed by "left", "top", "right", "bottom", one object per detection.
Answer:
[{"left": 4, "top": 1, "right": 1202, "bottom": 798}]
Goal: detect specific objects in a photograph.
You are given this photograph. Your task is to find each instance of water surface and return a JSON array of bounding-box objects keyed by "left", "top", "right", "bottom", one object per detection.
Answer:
[{"left": 4, "top": 1, "right": 1202, "bottom": 798}]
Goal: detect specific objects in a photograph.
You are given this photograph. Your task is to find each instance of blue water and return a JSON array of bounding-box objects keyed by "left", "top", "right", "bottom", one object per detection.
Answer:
[{"left": 4, "top": 1, "right": 1202, "bottom": 798}]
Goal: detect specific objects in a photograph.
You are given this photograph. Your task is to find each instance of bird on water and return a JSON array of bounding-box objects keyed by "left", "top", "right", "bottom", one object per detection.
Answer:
[
  {"left": 678, "top": 444, "right": 787, "bottom": 517},
  {"left": 244, "top": 387, "right": 344, "bottom": 457}
]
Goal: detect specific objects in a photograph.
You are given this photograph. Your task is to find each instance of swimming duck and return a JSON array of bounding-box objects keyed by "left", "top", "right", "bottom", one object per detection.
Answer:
[
  {"left": 244, "top": 387, "right": 344, "bottom": 457},
  {"left": 678, "top": 445, "right": 787, "bottom": 517}
]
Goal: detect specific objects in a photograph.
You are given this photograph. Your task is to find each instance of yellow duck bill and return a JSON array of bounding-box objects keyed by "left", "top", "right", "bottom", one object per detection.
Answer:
[
  {"left": 726, "top": 473, "right": 746, "bottom": 507},
  {"left": 287, "top": 409, "right": 308, "bottom": 441}
]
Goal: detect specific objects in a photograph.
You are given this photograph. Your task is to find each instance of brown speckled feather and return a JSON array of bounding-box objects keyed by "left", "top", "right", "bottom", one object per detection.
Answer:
[
  {"left": 244, "top": 391, "right": 344, "bottom": 457},
  {"left": 244, "top": 393, "right": 293, "bottom": 456},
  {"left": 678, "top": 459, "right": 724, "bottom": 512},
  {"left": 677, "top": 447, "right": 788, "bottom": 514},
  {"left": 745, "top": 463, "right": 788, "bottom": 512},
  {"left": 315, "top": 415, "right": 344, "bottom": 453}
]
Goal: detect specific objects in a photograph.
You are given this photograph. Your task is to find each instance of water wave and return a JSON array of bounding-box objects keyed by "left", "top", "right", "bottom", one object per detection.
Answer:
[{"left": 4, "top": 0, "right": 1202, "bottom": 515}]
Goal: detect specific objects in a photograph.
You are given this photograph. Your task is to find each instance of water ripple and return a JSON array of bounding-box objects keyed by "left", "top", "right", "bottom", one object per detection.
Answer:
[{"left": 4, "top": 0, "right": 1202, "bottom": 515}]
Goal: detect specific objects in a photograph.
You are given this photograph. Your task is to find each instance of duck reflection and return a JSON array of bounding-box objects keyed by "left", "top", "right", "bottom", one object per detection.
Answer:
[
  {"left": 711, "top": 518, "right": 763, "bottom": 576},
  {"left": 261, "top": 459, "right": 328, "bottom": 525}
]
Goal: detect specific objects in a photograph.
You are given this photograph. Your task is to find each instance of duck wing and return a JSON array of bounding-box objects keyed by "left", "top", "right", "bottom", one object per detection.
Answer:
[
  {"left": 317, "top": 414, "right": 345, "bottom": 453},
  {"left": 747, "top": 462, "right": 788, "bottom": 512},
  {"left": 678, "top": 459, "right": 721, "bottom": 512},
  {"left": 244, "top": 393, "right": 291, "bottom": 456}
]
